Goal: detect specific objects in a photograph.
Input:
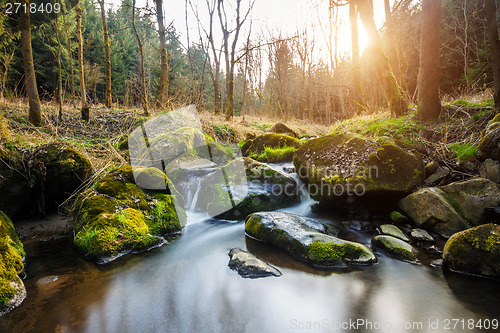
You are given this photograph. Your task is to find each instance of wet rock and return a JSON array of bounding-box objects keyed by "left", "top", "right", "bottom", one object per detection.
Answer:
[
  {"left": 478, "top": 113, "right": 500, "bottom": 161},
  {"left": 443, "top": 224, "right": 500, "bottom": 279},
  {"left": 425, "top": 161, "right": 439, "bottom": 178},
  {"left": 379, "top": 224, "right": 409, "bottom": 242},
  {"left": 196, "top": 158, "right": 299, "bottom": 220},
  {"left": 398, "top": 187, "right": 469, "bottom": 238},
  {"left": 425, "top": 166, "right": 450, "bottom": 185},
  {"left": 0, "top": 147, "right": 27, "bottom": 217},
  {"left": 344, "top": 220, "right": 373, "bottom": 232},
  {"left": 245, "top": 212, "right": 377, "bottom": 268},
  {"left": 268, "top": 123, "right": 298, "bottom": 138},
  {"left": 73, "top": 166, "right": 185, "bottom": 262},
  {"left": 31, "top": 143, "right": 92, "bottom": 209},
  {"left": 228, "top": 248, "right": 282, "bottom": 278},
  {"left": 479, "top": 158, "right": 500, "bottom": 183},
  {"left": 430, "top": 259, "right": 443, "bottom": 268},
  {"left": 0, "top": 211, "right": 26, "bottom": 316},
  {"left": 293, "top": 133, "right": 425, "bottom": 206},
  {"left": 372, "top": 235, "right": 416, "bottom": 262},
  {"left": 410, "top": 228, "right": 434, "bottom": 242}
]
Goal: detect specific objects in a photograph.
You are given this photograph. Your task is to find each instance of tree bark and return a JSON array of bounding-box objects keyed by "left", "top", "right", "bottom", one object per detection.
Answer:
[
  {"left": 349, "top": 1, "right": 364, "bottom": 114},
  {"left": 132, "top": 0, "right": 149, "bottom": 116},
  {"left": 155, "top": 0, "right": 169, "bottom": 109},
  {"left": 20, "top": 0, "right": 42, "bottom": 126},
  {"left": 483, "top": 0, "right": 500, "bottom": 113},
  {"left": 417, "top": 0, "right": 442, "bottom": 121},
  {"left": 55, "top": 9, "right": 63, "bottom": 121},
  {"left": 76, "top": 0, "right": 90, "bottom": 120},
  {"left": 98, "top": 0, "right": 112, "bottom": 108},
  {"left": 357, "top": 0, "right": 406, "bottom": 116},
  {"left": 61, "top": 3, "right": 75, "bottom": 106}
]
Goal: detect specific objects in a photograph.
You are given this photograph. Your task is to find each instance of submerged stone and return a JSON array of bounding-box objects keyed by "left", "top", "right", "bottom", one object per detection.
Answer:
[
  {"left": 228, "top": 248, "right": 282, "bottom": 278},
  {"left": 245, "top": 211, "right": 376, "bottom": 268},
  {"left": 410, "top": 228, "right": 434, "bottom": 242},
  {"left": 380, "top": 224, "right": 409, "bottom": 242}
]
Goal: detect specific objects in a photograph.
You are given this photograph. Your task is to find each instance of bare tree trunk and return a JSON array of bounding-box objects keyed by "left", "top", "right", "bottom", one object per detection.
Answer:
[
  {"left": 98, "top": 0, "right": 112, "bottom": 108},
  {"left": 132, "top": 0, "right": 149, "bottom": 116},
  {"left": 350, "top": 1, "right": 363, "bottom": 114},
  {"left": 417, "top": 0, "right": 442, "bottom": 121},
  {"left": 20, "top": 0, "right": 42, "bottom": 126},
  {"left": 0, "top": 52, "right": 14, "bottom": 100},
  {"left": 76, "top": 0, "right": 90, "bottom": 120},
  {"left": 483, "top": 0, "right": 500, "bottom": 113},
  {"left": 357, "top": 0, "right": 406, "bottom": 116},
  {"left": 55, "top": 9, "right": 63, "bottom": 121},
  {"left": 155, "top": 0, "right": 169, "bottom": 109},
  {"left": 61, "top": 4, "right": 75, "bottom": 106}
]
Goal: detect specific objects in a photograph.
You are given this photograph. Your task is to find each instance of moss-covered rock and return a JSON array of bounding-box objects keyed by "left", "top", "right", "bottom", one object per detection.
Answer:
[
  {"left": 242, "top": 133, "right": 302, "bottom": 162},
  {"left": 398, "top": 187, "right": 469, "bottom": 238},
  {"left": 0, "top": 147, "right": 27, "bottom": 218},
  {"left": 31, "top": 143, "right": 92, "bottom": 209},
  {"left": 196, "top": 158, "right": 299, "bottom": 220},
  {"left": 379, "top": 224, "right": 409, "bottom": 241},
  {"left": 245, "top": 211, "right": 377, "bottom": 268},
  {"left": 293, "top": 133, "right": 425, "bottom": 205},
  {"left": 478, "top": 113, "right": 500, "bottom": 161},
  {"left": 228, "top": 248, "right": 282, "bottom": 278},
  {"left": 390, "top": 211, "right": 409, "bottom": 224},
  {"left": 399, "top": 178, "right": 500, "bottom": 237},
  {"left": 74, "top": 166, "right": 185, "bottom": 262},
  {"left": 372, "top": 235, "right": 416, "bottom": 262},
  {"left": 0, "top": 211, "right": 26, "bottom": 315},
  {"left": 268, "top": 123, "right": 298, "bottom": 138},
  {"left": 443, "top": 224, "right": 500, "bottom": 279}
]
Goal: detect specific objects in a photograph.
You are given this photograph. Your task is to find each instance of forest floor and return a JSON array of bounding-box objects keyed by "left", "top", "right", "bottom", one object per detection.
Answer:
[{"left": 0, "top": 95, "right": 495, "bottom": 179}]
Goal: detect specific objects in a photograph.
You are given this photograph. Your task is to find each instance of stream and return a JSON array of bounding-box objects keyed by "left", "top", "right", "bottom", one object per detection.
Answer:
[{"left": 1, "top": 164, "right": 500, "bottom": 333}]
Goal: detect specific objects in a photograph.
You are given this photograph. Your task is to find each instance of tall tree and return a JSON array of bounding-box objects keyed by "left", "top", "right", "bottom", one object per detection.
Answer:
[
  {"left": 349, "top": 0, "right": 363, "bottom": 114},
  {"left": 357, "top": 0, "right": 406, "bottom": 115},
  {"left": 76, "top": 0, "right": 90, "bottom": 120},
  {"left": 483, "top": 0, "right": 500, "bottom": 113},
  {"left": 154, "top": 0, "right": 169, "bottom": 109},
  {"left": 20, "top": 0, "right": 42, "bottom": 125},
  {"left": 217, "top": 0, "right": 253, "bottom": 120},
  {"left": 132, "top": 0, "right": 149, "bottom": 115},
  {"left": 417, "top": 0, "right": 442, "bottom": 121},
  {"left": 98, "top": 0, "right": 112, "bottom": 108},
  {"left": 62, "top": 2, "right": 76, "bottom": 106},
  {"left": 55, "top": 7, "right": 63, "bottom": 120}
]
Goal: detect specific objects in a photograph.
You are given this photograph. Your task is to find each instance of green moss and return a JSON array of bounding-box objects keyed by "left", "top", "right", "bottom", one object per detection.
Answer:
[
  {"left": 250, "top": 145, "right": 296, "bottom": 163},
  {"left": 450, "top": 99, "right": 493, "bottom": 108},
  {"left": 151, "top": 194, "right": 183, "bottom": 234},
  {"left": 390, "top": 211, "right": 409, "bottom": 223},
  {"left": 307, "top": 241, "right": 344, "bottom": 262},
  {"left": 447, "top": 142, "right": 478, "bottom": 161},
  {"left": 212, "top": 124, "right": 236, "bottom": 141}
]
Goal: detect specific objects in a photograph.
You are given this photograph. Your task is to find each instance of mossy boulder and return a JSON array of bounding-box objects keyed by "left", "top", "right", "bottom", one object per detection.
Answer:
[
  {"left": 242, "top": 133, "right": 302, "bottom": 162},
  {"left": 245, "top": 211, "right": 377, "bottom": 268},
  {"left": 268, "top": 123, "right": 298, "bottom": 138},
  {"left": 478, "top": 113, "right": 500, "bottom": 161},
  {"left": 0, "top": 147, "right": 27, "bottom": 218},
  {"left": 443, "top": 224, "right": 500, "bottom": 279},
  {"left": 0, "top": 211, "right": 26, "bottom": 315},
  {"left": 372, "top": 235, "right": 416, "bottom": 262},
  {"left": 74, "top": 166, "right": 185, "bottom": 262},
  {"left": 228, "top": 248, "right": 282, "bottom": 278},
  {"left": 31, "top": 143, "right": 92, "bottom": 208},
  {"left": 398, "top": 188, "right": 469, "bottom": 238},
  {"left": 399, "top": 178, "right": 500, "bottom": 237},
  {"left": 293, "top": 133, "right": 425, "bottom": 205},
  {"left": 196, "top": 158, "right": 299, "bottom": 220}
]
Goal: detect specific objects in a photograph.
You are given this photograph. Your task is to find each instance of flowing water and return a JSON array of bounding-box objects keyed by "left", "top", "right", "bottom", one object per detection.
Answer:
[{"left": 1, "top": 165, "right": 500, "bottom": 333}]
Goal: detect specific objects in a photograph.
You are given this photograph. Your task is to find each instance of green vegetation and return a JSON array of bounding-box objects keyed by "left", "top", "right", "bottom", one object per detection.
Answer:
[
  {"left": 212, "top": 124, "right": 236, "bottom": 141},
  {"left": 447, "top": 142, "right": 478, "bottom": 161},
  {"left": 250, "top": 145, "right": 296, "bottom": 163},
  {"left": 251, "top": 122, "right": 272, "bottom": 131},
  {"left": 450, "top": 99, "right": 494, "bottom": 108}
]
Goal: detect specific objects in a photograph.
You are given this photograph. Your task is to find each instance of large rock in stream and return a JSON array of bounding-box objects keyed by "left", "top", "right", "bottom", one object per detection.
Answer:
[
  {"left": 479, "top": 113, "right": 500, "bottom": 161},
  {"left": 196, "top": 157, "right": 299, "bottom": 220},
  {"left": 74, "top": 166, "right": 185, "bottom": 262},
  {"left": 443, "top": 224, "right": 500, "bottom": 279},
  {"left": 0, "top": 211, "right": 26, "bottom": 316},
  {"left": 245, "top": 212, "right": 377, "bottom": 268},
  {"left": 293, "top": 133, "right": 425, "bottom": 207},
  {"left": 399, "top": 178, "right": 500, "bottom": 237}
]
